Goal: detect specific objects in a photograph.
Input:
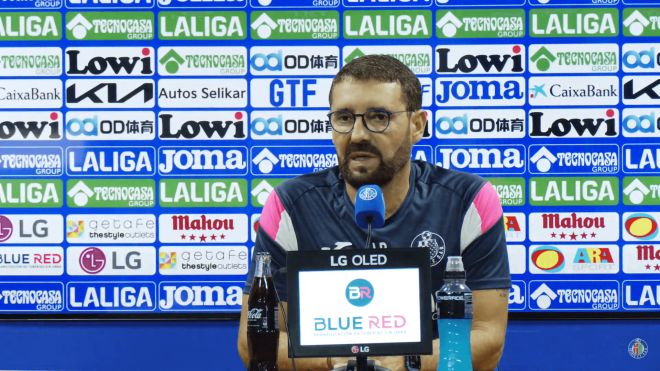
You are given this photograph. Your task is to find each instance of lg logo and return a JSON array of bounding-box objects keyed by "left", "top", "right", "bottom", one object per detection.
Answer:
[{"left": 345, "top": 279, "right": 374, "bottom": 307}]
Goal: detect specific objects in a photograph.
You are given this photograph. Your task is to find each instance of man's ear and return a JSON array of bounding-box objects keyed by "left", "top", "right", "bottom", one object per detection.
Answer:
[{"left": 410, "top": 109, "right": 427, "bottom": 144}]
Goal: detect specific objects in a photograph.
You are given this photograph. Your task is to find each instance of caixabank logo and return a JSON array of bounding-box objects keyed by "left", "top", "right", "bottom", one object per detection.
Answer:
[
  {"left": 435, "top": 44, "right": 525, "bottom": 74},
  {"left": 528, "top": 76, "right": 619, "bottom": 106},
  {"left": 65, "top": 47, "right": 154, "bottom": 76},
  {"left": 158, "top": 111, "right": 247, "bottom": 140},
  {"left": 527, "top": 144, "right": 618, "bottom": 175},
  {"left": 251, "top": 46, "right": 339, "bottom": 76},
  {"left": 436, "top": 145, "right": 525, "bottom": 175},
  {"left": 434, "top": 109, "right": 525, "bottom": 139},
  {"left": 528, "top": 43, "right": 618, "bottom": 74},
  {"left": 0, "top": 79, "right": 62, "bottom": 109}
]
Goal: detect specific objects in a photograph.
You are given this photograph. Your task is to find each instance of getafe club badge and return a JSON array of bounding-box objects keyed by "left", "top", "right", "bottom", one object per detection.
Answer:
[
  {"left": 411, "top": 231, "right": 445, "bottom": 267},
  {"left": 628, "top": 338, "right": 648, "bottom": 359}
]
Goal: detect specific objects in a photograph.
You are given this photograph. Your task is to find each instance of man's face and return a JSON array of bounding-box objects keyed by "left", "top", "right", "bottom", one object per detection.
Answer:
[{"left": 330, "top": 79, "right": 422, "bottom": 189}]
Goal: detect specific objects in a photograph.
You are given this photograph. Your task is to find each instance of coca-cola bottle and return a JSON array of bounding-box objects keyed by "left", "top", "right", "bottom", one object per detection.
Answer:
[{"left": 247, "top": 252, "right": 280, "bottom": 371}]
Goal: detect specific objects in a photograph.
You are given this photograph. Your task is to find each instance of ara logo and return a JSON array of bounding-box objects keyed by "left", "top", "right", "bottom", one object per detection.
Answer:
[
  {"left": 158, "top": 47, "right": 247, "bottom": 76},
  {"left": 529, "top": 245, "right": 618, "bottom": 275},
  {"left": 159, "top": 111, "right": 246, "bottom": 140},
  {"left": 158, "top": 146, "right": 248, "bottom": 176},
  {"left": 435, "top": 44, "right": 525, "bottom": 74},
  {"left": 529, "top": 177, "right": 619, "bottom": 206},
  {"left": 622, "top": 177, "right": 660, "bottom": 206},
  {"left": 435, "top": 77, "right": 525, "bottom": 106},
  {"left": 65, "top": 111, "right": 155, "bottom": 141},
  {"left": 435, "top": 9, "right": 525, "bottom": 39},
  {"left": 529, "top": 144, "right": 619, "bottom": 175},
  {"left": 528, "top": 76, "right": 619, "bottom": 106},
  {"left": 67, "top": 147, "right": 155, "bottom": 176},
  {"left": 622, "top": 44, "right": 660, "bottom": 72},
  {"left": 250, "top": 146, "right": 338, "bottom": 176},
  {"left": 434, "top": 109, "right": 525, "bottom": 139},
  {"left": 624, "top": 144, "right": 660, "bottom": 174},
  {"left": 529, "top": 109, "right": 618, "bottom": 138},
  {"left": 436, "top": 145, "right": 525, "bottom": 175},
  {"left": 251, "top": 111, "right": 332, "bottom": 140},
  {"left": 623, "top": 76, "right": 660, "bottom": 105},
  {"left": 529, "top": 212, "right": 620, "bottom": 243},
  {"left": 0, "top": 112, "right": 61, "bottom": 141},
  {"left": 508, "top": 281, "right": 525, "bottom": 310},
  {"left": 530, "top": 9, "right": 618, "bottom": 37},
  {"left": 529, "top": 281, "right": 619, "bottom": 311},
  {"left": 623, "top": 9, "right": 657, "bottom": 37},
  {"left": 503, "top": 214, "right": 525, "bottom": 242},
  {"left": 65, "top": 79, "right": 154, "bottom": 108},
  {"left": 65, "top": 47, "right": 153, "bottom": 76},
  {"left": 528, "top": 44, "right": 618, "bottom": 73},
  {"left": 250, "top": 46, "right": 339, "bottom": 75},
  {"left": 343, "top": 45, "right": 432, "bottom": 74}
]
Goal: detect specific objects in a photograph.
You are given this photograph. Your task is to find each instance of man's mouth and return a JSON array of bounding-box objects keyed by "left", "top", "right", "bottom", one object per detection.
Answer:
[{"left": 349, "top": 152, "right": 377, "bottom": 162}]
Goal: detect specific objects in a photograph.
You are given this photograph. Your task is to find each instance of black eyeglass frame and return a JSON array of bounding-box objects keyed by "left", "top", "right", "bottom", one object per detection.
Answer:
[{"left": 326, "top": 109, "right": 415, "bottom": 134}]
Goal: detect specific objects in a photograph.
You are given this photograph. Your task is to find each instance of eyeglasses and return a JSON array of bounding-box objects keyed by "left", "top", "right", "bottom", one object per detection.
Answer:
[{"left": 327, "top": 109, "right": 413, "bottom": 134}]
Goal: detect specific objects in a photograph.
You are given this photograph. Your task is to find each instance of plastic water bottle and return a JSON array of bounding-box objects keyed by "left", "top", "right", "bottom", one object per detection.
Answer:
[{"left": 436, "top": 256, "right": 473, "bottom": 371}]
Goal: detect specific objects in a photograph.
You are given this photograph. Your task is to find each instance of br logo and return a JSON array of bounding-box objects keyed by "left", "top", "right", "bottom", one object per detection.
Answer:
[{"left": 345, "top": 279, "right": 374, "bottom": 307}]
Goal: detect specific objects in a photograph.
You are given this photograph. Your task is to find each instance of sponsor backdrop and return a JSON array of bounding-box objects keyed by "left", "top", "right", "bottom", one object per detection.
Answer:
[{"left": 0, "top": 0, "right": 659, "bottom": 317}]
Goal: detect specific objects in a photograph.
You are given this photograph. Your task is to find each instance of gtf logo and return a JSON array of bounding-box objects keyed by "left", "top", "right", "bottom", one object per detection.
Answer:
[{"left": 345, "top": 278, "right": 374, "bottom": 307}]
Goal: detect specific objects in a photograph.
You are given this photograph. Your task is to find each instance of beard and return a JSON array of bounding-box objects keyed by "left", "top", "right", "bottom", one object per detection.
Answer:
[{"left": 338, "top": 133, "right": 412, "bottom": 189}]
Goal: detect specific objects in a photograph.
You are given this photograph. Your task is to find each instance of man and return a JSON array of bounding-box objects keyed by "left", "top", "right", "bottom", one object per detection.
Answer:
[{"left": 238, "top": 55, "right": 510, "bottom": 371}]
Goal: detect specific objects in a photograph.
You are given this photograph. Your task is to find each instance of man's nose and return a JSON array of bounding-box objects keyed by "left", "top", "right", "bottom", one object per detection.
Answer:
[{"left": 350, "top": 116, "right": 371, "bottom": 143}]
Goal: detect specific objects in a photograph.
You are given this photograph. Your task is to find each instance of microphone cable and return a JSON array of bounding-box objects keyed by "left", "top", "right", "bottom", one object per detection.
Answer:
[
  {"left": 364, "top": 216, "right": 373, "bottom": 250},
  {"left": 273, "top": 268, "right": 296, "bottom": 371}
]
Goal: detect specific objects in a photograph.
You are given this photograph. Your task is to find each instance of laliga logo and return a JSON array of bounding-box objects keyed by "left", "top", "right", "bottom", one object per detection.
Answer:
[
  {"left": 346, "top": 279, "right": 374, "bottom": 307},
  {"left": 358, "top": 187, "right": 377, "bottom": 201}
]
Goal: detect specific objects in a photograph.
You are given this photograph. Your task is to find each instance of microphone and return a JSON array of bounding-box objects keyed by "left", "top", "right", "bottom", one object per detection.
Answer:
[{"left": 355, "top": 185, "right": 386, "bottom": 249}]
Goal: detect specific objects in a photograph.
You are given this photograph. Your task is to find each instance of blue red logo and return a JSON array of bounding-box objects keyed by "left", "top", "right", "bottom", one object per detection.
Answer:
[
  {"left": 626, "top": 214, "right": 659, "bottom": 240},
  {"left": 345, "top": 279, "right": 374, "bottom": 307},
  {"left": 531, "top": 246, "right": 565, "bottom": 273}
]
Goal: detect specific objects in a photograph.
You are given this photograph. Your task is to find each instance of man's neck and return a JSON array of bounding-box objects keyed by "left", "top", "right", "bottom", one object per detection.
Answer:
[{"left": 346, "top": 162, "right": 412, "bottom": 220}]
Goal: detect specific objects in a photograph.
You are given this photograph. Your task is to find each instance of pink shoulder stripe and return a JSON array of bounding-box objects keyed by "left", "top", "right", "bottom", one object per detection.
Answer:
[
  {"left": 260, "top": 190, "right": 285, "bottom": 240},
  {"left": 472, "top": 182, "right": 503, "bottom": 233}
]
